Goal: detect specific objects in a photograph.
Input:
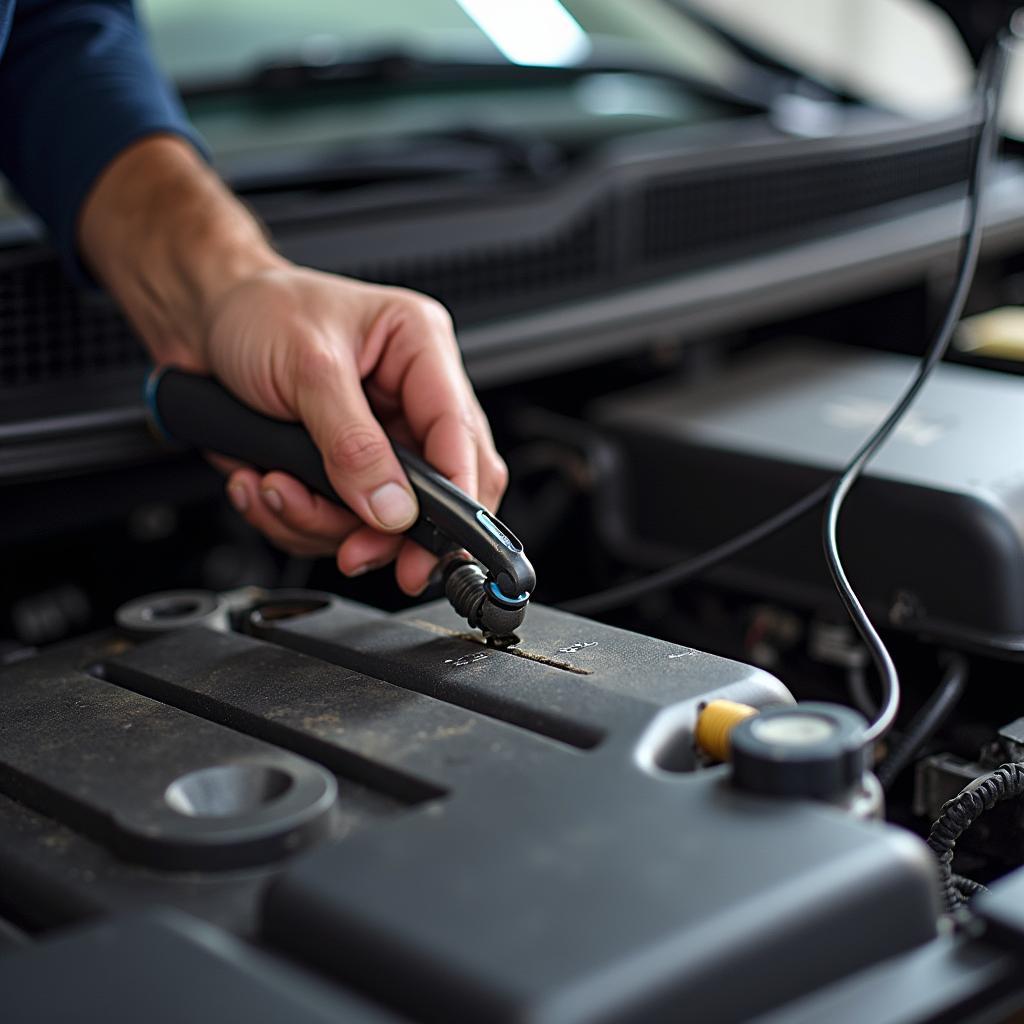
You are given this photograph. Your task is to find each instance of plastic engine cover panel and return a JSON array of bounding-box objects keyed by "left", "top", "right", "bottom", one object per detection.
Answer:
[
  {"left": 0, "top": 590, "right": 938, "bottom": 1023},
  {"left": 594, "top": 341, "right": 1024, "bottom": 654}
]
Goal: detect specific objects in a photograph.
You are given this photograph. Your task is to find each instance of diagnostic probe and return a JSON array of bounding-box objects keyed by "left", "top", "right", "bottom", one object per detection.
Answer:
[{"left": 144, "top": 368, "right": 536, "bottom": 646}]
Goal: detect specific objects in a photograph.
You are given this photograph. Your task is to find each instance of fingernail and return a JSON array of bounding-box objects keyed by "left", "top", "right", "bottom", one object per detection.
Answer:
[
  {"left": 349, "top": 560, "right": 384, "bottom": 578},
  {"left": 369, "top": 482, "right": 417, "bottom": 530},
  {"left": 228, "top": 484, "right": 248, "bottom": 513},
  {"left": 262, "top": 488, "right": 284, "bottom": 514}
]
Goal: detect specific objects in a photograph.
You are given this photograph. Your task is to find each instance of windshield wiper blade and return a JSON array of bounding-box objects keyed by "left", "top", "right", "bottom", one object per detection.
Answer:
[
  {"left": 180, "top": 47, "right": 768, "bottom": 113},
  {"left": 227, "top": 126, "right": 567, "bottom": 195}
]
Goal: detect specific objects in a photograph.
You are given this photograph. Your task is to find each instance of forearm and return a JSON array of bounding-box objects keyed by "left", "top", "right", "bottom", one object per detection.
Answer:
[{"left": 78, "top": 135, "right": 284, "bottom": 367}]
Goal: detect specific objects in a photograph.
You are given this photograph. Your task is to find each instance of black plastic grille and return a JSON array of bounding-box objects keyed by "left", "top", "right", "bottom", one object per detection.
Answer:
[
  {"left": 0, "top": 259, "right": 145, "bottom": 388},
  {"left": 351, "top": 210, "right": 607, "bottom": 315},
  {"left": 0, "top": 133, "right": 973, "bottom": 392},
  {"left": 643, "top": 137, "right": 972, "bottom": 264}
]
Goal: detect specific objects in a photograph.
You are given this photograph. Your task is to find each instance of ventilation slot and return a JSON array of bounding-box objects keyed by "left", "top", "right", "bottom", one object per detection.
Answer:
[
  {"left": 0, "top": 258, "right": 145, "bottom": 389},
  {"left": 349, "top": 210, "right": 608, "bottom": 317},
  {"left": 642, "top": 137, "right": 972, "bottom": 266}
]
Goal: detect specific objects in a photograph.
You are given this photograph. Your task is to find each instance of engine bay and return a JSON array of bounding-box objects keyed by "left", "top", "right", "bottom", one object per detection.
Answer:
[
  {"left": 0, "top": 588, "right": 944, "bottom": 1022},
  {"left": 4, "top": 5, "right": 1024, "bottom": 1021},
  {"left": 4, "top": 300, "right": 1024, "bottom": 1020}
]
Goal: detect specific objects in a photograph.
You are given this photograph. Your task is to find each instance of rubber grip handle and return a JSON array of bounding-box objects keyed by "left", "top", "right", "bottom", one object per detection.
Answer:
[
  {"left": 147, "top": 367, "right": 448, "bottom": 556},
  {"left": 146, "top": 368, "right": 537, "bottom": 597}
]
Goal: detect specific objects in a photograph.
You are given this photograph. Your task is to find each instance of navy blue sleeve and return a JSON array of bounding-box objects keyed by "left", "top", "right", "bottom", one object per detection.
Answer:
[{"left": 0, "top": 0, "right": 205, "bottom": 277}]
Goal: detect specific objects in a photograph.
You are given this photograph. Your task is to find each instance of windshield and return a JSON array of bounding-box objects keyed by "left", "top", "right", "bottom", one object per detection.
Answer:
[
  {"left": 0, "top": 1, "right": 992, "bottom": 231},
  {"left": 138, "top": 0, "right": 746, "bottom": 92},
  {"left": 685, "top": 0, "right": 973, "bottom": 116}
]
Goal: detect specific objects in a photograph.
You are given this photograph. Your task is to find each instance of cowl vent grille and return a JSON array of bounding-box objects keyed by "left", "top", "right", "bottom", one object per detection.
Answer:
[
  {"left": 642, "top": 137, "right": 971, "bottom": 265},
  {"left": 0, "top": 127, "right": 974, "bottom": 392},
  {"left": 0, "top": 259, "right": 144, "bottom": 388}
]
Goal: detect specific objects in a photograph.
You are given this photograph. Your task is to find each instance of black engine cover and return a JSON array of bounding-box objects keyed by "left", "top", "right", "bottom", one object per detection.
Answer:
[{"left": 0, "top": 590, "right": 937, "bottom": 1022}]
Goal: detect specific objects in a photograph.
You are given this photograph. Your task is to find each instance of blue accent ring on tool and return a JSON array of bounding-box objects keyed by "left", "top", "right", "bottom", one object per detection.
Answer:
[
  {"left": 488, "top": 581, "right": 530, "bottom": 607},
  {"left": 143, "top": 366, "right": 171, "bottom": 443}
]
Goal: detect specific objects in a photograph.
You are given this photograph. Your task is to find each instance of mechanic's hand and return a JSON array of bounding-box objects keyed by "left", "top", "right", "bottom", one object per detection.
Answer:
[
  {"left": 79, "top": 136, "right": 506, "bottom": 595},
  {"left": 202, "top": 266, "right": 507, "bottom": 595}
]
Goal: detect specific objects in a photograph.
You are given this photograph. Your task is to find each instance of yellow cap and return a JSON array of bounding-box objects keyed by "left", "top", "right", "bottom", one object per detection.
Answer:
[
  {"left": 696, "top": 700, "right": 759, "bottom": 762},
  {"left": 957, "top": 306, "right": 1024, "bottom": 361}
]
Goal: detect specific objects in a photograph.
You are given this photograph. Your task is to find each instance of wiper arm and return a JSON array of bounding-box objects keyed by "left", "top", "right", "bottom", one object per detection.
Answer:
[
  {"left": 227, "top": 126, "right": 566, "bottom": 195},
  {"left": 180, "top": 46, "right": 768, "bottom": 113}
]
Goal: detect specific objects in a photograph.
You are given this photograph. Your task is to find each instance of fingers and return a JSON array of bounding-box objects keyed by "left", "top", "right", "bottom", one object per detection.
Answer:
[
  {"left": 226, "top": 469, "right": 360, "bottom": 558},
  {"left": 398, "top": 359, "right": 508, "bottom": 515},
  {"left": 471, "top": 402, "right": 509, "bottom": 514},
  {"left": 336, "top": 525, "right": 403, "bottom": 578},
  {"left": 209, "top": 277, "right": 510, "bottom": 599},
  {"left": 226, "top": 467, "right": 414, "bottom": 583},
  {"left": 206, "top": 452, "right": 248, "bottom": 477},
  {"left": 336, "top": 531, "right": 435, "bottom": 596},
  {"left": 225, "top": 468, "right": 433, "bottom": 590},
  {"left": 259, "top": 472, "right": 358, "bottom": 538},
  {"left": 423, "top": 407, "right": 479, "bottom": 506},
  {"left": 394, "top": 542, "right": 438, "bottom": 597},
  {"left": 364, "top": 295, "right": 508, "bottom": 594},
  {"left": 370, "top": 298, "right": 485, "bottom": 501},
  {"left": 292, "top": 344, "right": 419, "bottom": 535}
]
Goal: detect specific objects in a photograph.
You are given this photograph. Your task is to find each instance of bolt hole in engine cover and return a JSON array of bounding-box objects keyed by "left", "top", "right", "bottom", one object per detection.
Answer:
[
  {"left": 164, "top": 763, "right": 295, "bottom": 818},
  {"left": 116, "top": 589, "right": 229, "bottom": 634},
  {"left": 0, "top": 588, "right": 939, "bottom": 1022}
]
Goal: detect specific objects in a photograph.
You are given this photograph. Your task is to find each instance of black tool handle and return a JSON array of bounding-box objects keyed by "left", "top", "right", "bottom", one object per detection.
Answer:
[{"left": 146, "top": 368, "right": 536, "bottom": 597}]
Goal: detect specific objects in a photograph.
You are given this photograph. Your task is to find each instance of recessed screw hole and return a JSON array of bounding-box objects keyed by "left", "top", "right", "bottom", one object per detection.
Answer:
[{"left": 165, "top": 764, "right": 294, "bottom": 818}]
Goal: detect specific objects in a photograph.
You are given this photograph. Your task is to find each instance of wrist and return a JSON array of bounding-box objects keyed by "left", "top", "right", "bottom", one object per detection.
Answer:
[{"left": 79, "top": 134, "right": 286, "bottom": 367}]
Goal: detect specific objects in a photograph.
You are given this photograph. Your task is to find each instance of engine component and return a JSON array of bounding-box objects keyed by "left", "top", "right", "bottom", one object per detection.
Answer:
[
  {"left": 114, "top": 588, "right": 231, "bottom": 635},
  {"left": 729, "top": 702, "right": 883, "bottom": 819},
  {"left": 0, "top": 912, "right": 400, "bottom": 1024},
  {"left": 928, "top": 763, "right": 1024, "bottom": 912},
  {"left": 694, "top": 697, "right": 759, "bottom": 762},
  {"left": 594, "top": 341, "right": 1024, "bottom": 656},
  {"left": 755, "top": 865, "right": 1024, "bottom": 1024},
  {"left": 0, "top": 589, "right": 939, "bottom": 1023}
]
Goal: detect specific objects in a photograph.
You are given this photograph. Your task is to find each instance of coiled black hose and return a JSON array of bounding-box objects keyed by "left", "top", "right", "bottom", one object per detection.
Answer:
[{"left": 927, "top": 762, "right": 1024, "bottom": 912}]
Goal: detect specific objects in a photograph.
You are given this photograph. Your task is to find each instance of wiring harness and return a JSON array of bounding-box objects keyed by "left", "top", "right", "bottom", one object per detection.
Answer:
[{"left": 927, "top": 762, "right": 1024, "bottom": 912}]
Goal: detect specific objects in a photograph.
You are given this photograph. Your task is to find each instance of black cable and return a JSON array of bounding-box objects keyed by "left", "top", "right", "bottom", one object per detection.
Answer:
[
  {"left": 562, "top": 35, "right": 1009, "bottom": 748},
  {"left": 569, "top": 37, "right": 1007, "bottom": 622},
  {"left": 846, "top": 664, "right": 877, "bottom": 720},
  {"left": 560, "top": 481, "right": 830, "bottom": 616},
  {"left": 952, "top": 874, "right": 989, "bottom": 905},
  {"left": 875, "top": 654, "right": 968, "bottom": 790},
  {"left": 927, "top": 762, "right": 1024, "bottom": 913},
  {"left": 823, "top": 38, "right": 1007, "bottom": 745}
]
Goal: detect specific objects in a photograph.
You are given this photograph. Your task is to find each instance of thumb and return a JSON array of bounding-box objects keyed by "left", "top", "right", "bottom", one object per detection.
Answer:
[{"left": 295, "top": 347, "right": 418, "bottom": 533}]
